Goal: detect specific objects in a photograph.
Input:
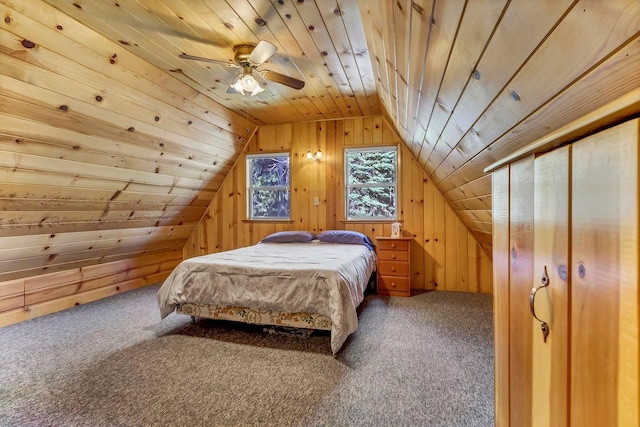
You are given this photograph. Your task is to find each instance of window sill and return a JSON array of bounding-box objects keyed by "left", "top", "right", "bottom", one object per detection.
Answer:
[{"left": 242, "top": 219, "right": 295, "bottom": 224}]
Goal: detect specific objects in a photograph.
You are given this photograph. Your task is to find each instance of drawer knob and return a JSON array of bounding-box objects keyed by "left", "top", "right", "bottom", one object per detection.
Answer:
[
  {"left": 391, "top": 267, "right": 396, "bottom": 272},
  {"left": 391, "top": 282, "right": 397, "bottom": 287},
  {"left": 391, "top": 254, "right": 396, "bottom": 259},
  {"left": 391, "top": 243, "right": 396, "bottom": 248}
]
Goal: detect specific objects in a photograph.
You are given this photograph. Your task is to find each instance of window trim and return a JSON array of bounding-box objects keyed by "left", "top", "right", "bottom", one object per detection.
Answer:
[
  {"left": 246, "top": 152, "right": 291, "bottom": 220},
  {"left": 344, "top": 145, "right": 398, "bottom": 221}
]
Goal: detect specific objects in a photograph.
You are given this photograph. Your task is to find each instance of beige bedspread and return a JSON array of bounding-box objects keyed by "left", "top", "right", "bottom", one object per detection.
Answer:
[{"left": 157, "top": 241, "right": 376, "bottom": 353}]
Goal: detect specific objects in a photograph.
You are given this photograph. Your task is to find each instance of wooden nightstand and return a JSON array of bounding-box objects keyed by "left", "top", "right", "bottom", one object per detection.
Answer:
[{"left": 375, "top": 236, "right": 412, "bottom": 297}]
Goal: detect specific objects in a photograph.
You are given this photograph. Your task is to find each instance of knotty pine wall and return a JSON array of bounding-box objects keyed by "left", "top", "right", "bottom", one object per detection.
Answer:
[
  {"left": 0, "top": 1, "right": 256, "bottom": 327},
  {"left": 185, "top": 117, "right": 492, "bottom": 293}
]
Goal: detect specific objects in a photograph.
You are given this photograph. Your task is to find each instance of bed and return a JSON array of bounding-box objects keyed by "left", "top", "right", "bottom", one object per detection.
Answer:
[{"left": 157, "top": 230, "right": 377, "bottom": 354}]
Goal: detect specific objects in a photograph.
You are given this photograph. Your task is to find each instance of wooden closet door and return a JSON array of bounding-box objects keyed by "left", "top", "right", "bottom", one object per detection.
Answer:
[
  {"left": 509, "top": 157, "right": 535, "bottom": 427},
  {"left": 493, "top": 166, "right": 511, "bottom": 427},
  {"left": 531, "top": 146, "right": 570, "bottom": 427},
  {"left": 571, "top": 119, "right": 639, "bottom": 427}
]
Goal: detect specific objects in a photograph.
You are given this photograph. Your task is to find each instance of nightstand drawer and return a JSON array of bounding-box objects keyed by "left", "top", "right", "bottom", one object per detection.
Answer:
[
  {"left": 377, "top": 240, "right": 409, "bottom": 251},
  {"left": 377, "top": 250, "right": 409, "bottom": 261},
  {"left": 378, "top": 275, "right": 410, "bottom": 292},
  {"left": 378, "top": 261, "right": 410, "bottom": 277}
]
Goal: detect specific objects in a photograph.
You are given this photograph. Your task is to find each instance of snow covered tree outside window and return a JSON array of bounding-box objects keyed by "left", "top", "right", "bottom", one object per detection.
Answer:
[
  {"left": 344, "top": 147, "right": 397, "bottom": 220},
  {"left": 247, "top": 153, "right": 290, "bottom": 219}
]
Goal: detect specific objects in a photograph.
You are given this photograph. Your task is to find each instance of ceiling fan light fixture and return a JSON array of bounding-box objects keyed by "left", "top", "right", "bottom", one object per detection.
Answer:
[
  {"left": 230, "top": 75, "right": 245, "bottom": 95},
  {"left": 230, "top": 73, "right": 264, "bottom": 96}
]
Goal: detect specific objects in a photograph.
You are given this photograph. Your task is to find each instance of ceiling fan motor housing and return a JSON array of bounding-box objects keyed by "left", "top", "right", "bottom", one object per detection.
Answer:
[{"left": 234, "top": 44, "right": 257, "bottom": 67}]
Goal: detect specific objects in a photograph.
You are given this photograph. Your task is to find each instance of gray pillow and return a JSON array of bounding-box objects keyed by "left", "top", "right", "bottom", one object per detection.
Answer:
[{"left": 261, "top": 231, "right": 316, "bottom": 243}]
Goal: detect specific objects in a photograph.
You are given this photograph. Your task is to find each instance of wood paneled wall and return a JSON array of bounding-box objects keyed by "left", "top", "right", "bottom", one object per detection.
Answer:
[
  {"left": 185, "top": 117, "right": 492, "bottom": 293},
  {"left": 0, "top": 1, "right": 256, "bottom": 326}
]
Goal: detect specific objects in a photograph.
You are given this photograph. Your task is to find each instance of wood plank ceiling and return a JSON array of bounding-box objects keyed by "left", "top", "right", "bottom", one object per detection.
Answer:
[
  {"left": 2, "top": 0, "right": 639, "bottom": 273},
  {"left": 0, "top": 0, "right": 258, "bottom": 281},
  {"left": 41, "top": 0, "right": 640, "bottom": 255},
  {"left": 43, "top": 0, "right": 381, "bottom": 125},
  {"left": 359, "top": 0, "right": 640, "bottom": 252}
]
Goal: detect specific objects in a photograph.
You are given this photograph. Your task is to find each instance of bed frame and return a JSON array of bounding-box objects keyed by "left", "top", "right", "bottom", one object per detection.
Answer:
[
  {"left": 175, "top": 273, "right": 376, "bottom": 335},
  {"left": 176, "top": 302, "right": 332, "bottom": 331}
]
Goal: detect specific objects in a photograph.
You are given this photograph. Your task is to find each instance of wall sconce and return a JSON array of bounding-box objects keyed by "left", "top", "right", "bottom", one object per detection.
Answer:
[{"left": 306, "top": 150, "right": 322, "bottom": 162}]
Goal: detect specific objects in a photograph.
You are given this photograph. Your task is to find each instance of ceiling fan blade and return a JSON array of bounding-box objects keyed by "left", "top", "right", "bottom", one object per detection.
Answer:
[
  {"left": 179, "top": 53, "right": 239, "bottom": 67},
  {"left": 261, "top": 70, "right": 305, "bottom": 90},
  {"left": 249, "top": 40, "right": 277, "bottom": 65}
]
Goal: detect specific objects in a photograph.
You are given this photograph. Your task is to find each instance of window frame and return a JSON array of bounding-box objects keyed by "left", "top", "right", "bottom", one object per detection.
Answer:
[
  {"left": 246, "top": 152, "right": 291, "bottom": 221},
  {"left": 343, "top": 145, "right": 398, "bottom": 221}
]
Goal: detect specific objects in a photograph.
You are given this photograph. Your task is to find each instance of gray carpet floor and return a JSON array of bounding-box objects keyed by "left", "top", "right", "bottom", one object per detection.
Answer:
[{"left": 0, "top": 286, "right": 494, "bottom": 426}]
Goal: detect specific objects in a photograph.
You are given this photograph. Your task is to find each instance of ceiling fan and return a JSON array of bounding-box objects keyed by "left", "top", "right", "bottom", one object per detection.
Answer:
[{"left": 179, "top": 40, "right": 305, "bottom": 96}]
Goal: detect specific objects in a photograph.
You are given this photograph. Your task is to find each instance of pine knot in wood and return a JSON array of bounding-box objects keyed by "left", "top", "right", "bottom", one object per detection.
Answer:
[{"left": 21, "top": 39, "right": 36, "bottom": 49}]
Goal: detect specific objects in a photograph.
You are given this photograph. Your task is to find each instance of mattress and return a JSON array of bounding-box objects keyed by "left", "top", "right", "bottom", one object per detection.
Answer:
[{"left": 157, "top": 241, "right": 377, "bottom": 353}]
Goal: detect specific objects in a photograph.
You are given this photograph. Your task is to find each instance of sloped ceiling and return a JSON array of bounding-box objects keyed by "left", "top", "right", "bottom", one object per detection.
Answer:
[
  {"left": 357, "top": 0, "right": 640, "bottom": 251},
  {"left": 43, "top": 0, "right": 381, "bottom": 124},
  {"left": 0, "top": 0, "right": 258, "bottom": 280},
  {"left": 43, "top": 0, "right": 640, "bottom": 254},
  {"left": 2, "top": 0, "right": 639, "bottom": 278}
]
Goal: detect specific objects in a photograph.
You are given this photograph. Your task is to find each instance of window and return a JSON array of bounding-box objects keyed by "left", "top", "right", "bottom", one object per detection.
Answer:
[
  {"left": 246, "top": 153, "right": 290, "bottom": 220},
  {"left": 344, "top": 146, "right": 397, "bottom": 220}
]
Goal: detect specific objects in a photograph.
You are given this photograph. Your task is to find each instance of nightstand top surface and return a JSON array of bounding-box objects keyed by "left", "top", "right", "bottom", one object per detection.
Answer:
[{"left": 375, "top": 236, "right": 413, "bottom": 241}]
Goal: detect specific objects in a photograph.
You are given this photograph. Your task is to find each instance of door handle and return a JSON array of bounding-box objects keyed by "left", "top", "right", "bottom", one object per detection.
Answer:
[{"left": 530, "top": 265, "right": 550, "bottom": 343}]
